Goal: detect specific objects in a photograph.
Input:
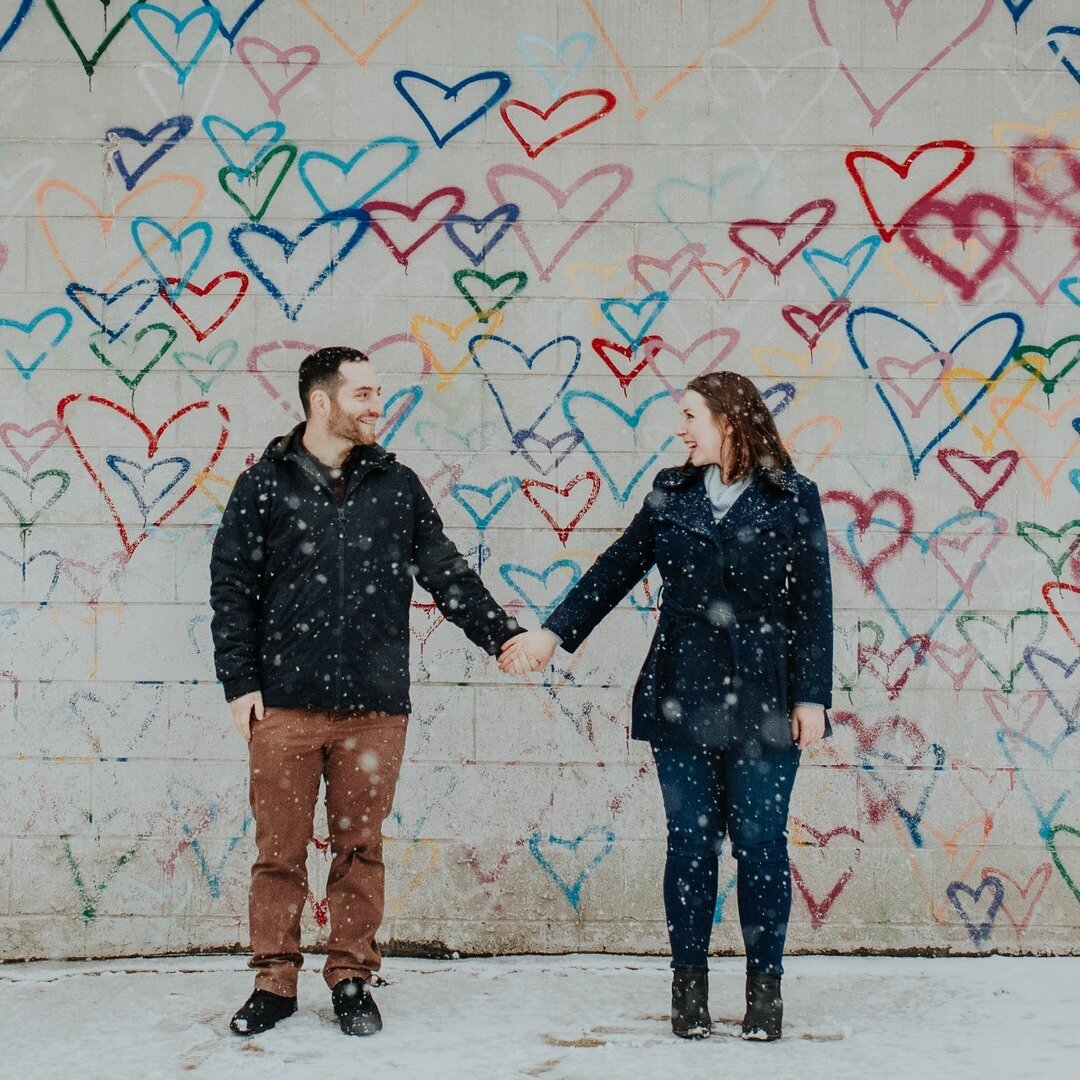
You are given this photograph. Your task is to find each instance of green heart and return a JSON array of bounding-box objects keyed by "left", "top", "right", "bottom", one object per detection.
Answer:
[
  {"left": 44, "top": 0, "right": 132, "bottom": 80},
  {"left": 1013, "top": 334, "right": 1080, "bottom": 396},
  {"left": 835, "top": 620, "right": 885, "bottom": 692},
  {"left": 60, "top": 835, "right": 140, "bottom": 922},
  {"left": 1017, "top": 520, "right": 1080, "bottom": 578},
  {"left": 173, "top": 339, "right": 239, "bottom": 393},
  {"left": 1046, "top": 824, "right": 1080, "bottom": 907},
  {"left": 218, "top": 143, "right": 297, "bottom": 223},
  {"left": 0, "top": 467, "right": 70, "bottom": 531},
  {"left": 453, "top": 269, "right": 528, "bottom": 321},
  {"left": 955, "top": 609, "right": 1047, "bottom": 694},
  {"left": 89, "top": 322, "right": 178, "bottom": 389}
]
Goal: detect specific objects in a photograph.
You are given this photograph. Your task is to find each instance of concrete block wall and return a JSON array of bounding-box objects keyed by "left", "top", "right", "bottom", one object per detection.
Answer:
[{"left": 1, "top": 0, "right": 1078, "bottom": 960}]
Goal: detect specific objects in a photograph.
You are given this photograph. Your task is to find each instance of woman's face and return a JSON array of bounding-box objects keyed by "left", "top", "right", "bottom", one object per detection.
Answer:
[{"left": 676, "top": 389, "right": 732, "bottom": 468}]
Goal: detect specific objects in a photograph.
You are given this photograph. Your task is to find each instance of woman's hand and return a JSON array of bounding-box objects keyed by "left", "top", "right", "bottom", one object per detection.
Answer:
[
  {"left": 499, "top": 629, "right": 559, "bottom": 675},
  {"left": 791, "top": 704, "right": 825, "bottom": 749}
]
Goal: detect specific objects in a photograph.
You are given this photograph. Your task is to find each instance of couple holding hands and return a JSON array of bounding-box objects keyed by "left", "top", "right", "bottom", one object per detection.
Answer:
[{"left": 210, "top": 346, "right": 833, "bottom": 1043}]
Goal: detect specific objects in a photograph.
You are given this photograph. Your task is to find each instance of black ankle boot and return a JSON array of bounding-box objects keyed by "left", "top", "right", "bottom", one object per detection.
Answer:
[
  {"left": 332, "top": 977, "right": 383, "bottom": 1036},
  {"left": 229, "top": 988, "right": 297, "bottom": 1036},
  {"left": 741, "top": 972, "right": 782, "bottom": 1040},
  {"left": 671, "top": 967, "right": 711, "bottom": 1038}
]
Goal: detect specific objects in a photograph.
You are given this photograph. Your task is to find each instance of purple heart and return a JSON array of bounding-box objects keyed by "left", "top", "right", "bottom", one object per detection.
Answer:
[
  {"left": 945, "top": 876, "right": 1004, "bottom": 946},
  {"left": 107, "top": 116, "right": 194, "bottom": 191},
  {"left": 513, "top": 428, "right": 583, "bottom": 476},
  {"left": 444, "top": 205, "right": 520, "bottom": 266},
  {"left": 1024, "top": 645, "right": 1080, "bottom": 732}
]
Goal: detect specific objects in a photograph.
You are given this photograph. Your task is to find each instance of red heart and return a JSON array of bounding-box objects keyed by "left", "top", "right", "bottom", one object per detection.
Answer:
[
  {"left": 590, "top": 336, "right": 662, "bottom": 393},
  {"left": 857, "top": 633, "right": 930, "bottom": 699},
  {"left": 729, "top": 199, "right": 836, "bottom": 280},
  {"left": 845, "top": 140, "right": 975, "bottom": 242},
  {"left": 520, "top": 472, "right": 601, "bottom": 544},
  {"left": 236, "top": 36, "right": 321, "bottom": 117},
  {"left": 789, "top": 819, "right": 862, "bottom": 930},
  {"left": 1041, "top": 580, "right": 1080, "bottom": 650},
  {"left": 160, "top": 271, "right": 249, "bottom": 342},
  {"left": 898, "top": 192, "right": 1020, "bottom": 302},
  {"left": 979, "top": 864, "right": 1052, "bottom": 937},
  {"left": 821, "top": 488, "right": 915, "bottom": 592},
  {"left": 500, "top": 88, "right": 617, "bottom": 158},
  {"left": 59, "top": 553, "right": 129, "bottom": 603},
  {"left": 1010, "top": 136, "right": 1080, "bottom": 238},
  {"left": 936, "top": 448, "right": 1018, "bottom": 510},
  {"left": 58, "top": 395, "right": 230, "bottom": 556},
  {"left": 363, "top": 186, "right": 466, "bottom": 267},
  {"left": 781, "top": 298, "right": 850, "bottom": 352}
]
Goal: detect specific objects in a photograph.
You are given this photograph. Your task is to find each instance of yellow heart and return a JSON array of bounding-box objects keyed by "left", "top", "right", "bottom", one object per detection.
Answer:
[
  {"left": 385, "top": 837, "right": 441, "bottom": 919},
  {"left": 988, "top": 393, "right": 1080, "bottom": 498},
  {"left": 878, "top": 236, "right": 986, "bottom": 309},
  {"left": 564, "top": 257, "right": 636, "bottom": 325},
  {"left": 411, "top": 309, "right": 503, "bottom": 390},
  {"left": 753, "top": 340, "right": 840, "bottom": 383},
  {"left": 940, "top": 358, "right": 1043, "bottom": 454}
]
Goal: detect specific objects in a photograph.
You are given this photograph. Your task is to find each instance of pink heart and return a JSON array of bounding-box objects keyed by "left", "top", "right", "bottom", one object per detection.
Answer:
[
  {"left": 809, "top": 0, "right": 995, "bottom": 129},
  {"left": 644, "top": 328, "right": 740, "bottom": 399},
  {"left": 0, "top": 419, "right": 65, "bottom": 472},
  {"left": 928, "top": 517, "right": 1006, "bottom": 599},
  {"left": 876, "top": 351, "right": 953, "bottom": 419},
  {"left": 626, "top": 242, "right": 705, "bottom": 294},
  {"left": 236, "top": 37, "right": 321, "bottom": 117},
  {"left": 487, "top": 163, "right": 633, "bottom": 282}
]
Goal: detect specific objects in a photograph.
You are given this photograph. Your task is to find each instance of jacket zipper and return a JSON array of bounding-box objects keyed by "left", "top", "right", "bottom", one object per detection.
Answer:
[{"left": 335, "top": 503, "right": 345, "bottom": 709}]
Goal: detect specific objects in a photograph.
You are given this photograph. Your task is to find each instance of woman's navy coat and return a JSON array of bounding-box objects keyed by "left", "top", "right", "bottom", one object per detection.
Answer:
[{"left": 543, "top": 464, "right": 833, "bottom": 749}]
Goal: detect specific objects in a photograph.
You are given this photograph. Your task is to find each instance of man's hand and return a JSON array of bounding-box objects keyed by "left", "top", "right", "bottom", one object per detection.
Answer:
[
  {"left": 499, "top": 629, "right": 558, "bottom": 675},
  {"left": 791, "top": 704, "right": 825, "bottom": 749},
  {"left": 229, "top": 691, "right": 264, "bottom": 742}
]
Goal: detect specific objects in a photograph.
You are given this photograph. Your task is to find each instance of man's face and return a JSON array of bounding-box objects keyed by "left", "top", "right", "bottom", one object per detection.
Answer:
[{"left": 325, "top": 361, "right": 382, "bottom": 446}]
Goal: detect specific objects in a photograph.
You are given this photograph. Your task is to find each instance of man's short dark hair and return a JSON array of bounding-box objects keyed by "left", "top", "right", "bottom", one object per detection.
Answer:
[{"left": 298, "top": 347, "right": 371, "bottom": 417}]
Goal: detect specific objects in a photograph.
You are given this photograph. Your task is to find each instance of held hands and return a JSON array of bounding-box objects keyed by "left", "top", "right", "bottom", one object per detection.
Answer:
[
  {"left": 229, "top": 690, "right": 264, "bottom": 742},
  {"left": 791, "top": 704, "right": 825, "bottom": 749},
  {"left": 499, "top": 629, "right": 559, "bottom": 675}
]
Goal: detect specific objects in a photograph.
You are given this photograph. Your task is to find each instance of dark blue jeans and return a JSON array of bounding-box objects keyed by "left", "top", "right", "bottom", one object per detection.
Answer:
[{"left": 652, "top": 740, "right": 800, "bottom": 976}]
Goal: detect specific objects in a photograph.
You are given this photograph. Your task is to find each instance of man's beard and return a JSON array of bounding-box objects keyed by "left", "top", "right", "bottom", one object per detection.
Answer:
[{"left": 327, "top": 401, "right": 378, "bottom": 446}]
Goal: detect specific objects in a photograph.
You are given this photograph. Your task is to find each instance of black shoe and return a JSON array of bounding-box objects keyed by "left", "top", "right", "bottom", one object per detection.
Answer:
[
  {"left": 229, "top": 989, "right": 297, "bottom": 1036},
  {"left": 332, "top": 977, "right": 382, "bottom": 1036},
  {"left": 741, "top": 972, "right": 783, "bottom": 1041},
  {"left": 670, "top": 967, "right": 711, "bottom": 1039}
]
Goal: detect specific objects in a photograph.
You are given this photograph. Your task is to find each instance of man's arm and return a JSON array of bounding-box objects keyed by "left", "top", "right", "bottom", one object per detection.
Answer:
[
  {"left": 209, "top": 468, "right": 267, "bottom": 703},
  {"left": 408, "top": 471, "right": 523, "bottom": 653}
]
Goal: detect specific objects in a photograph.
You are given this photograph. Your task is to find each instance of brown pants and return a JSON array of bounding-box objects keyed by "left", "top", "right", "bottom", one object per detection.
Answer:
[{"left": 247, "top": 706, "right": 408, "bottom": 996}]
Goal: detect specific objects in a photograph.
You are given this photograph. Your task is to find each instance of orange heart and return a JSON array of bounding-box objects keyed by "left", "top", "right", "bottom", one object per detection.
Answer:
[
  {"left": 987, "top": 394, "right": 1080, "bottom": 497},
  {"left": 564, "top": 256, "right": 636, "bottom": 325},
  {"left": 581, "top": 0, "right": 779, "bottom": 118},
  {"left": 295, "top": 0, "right": 424, "bottom": 68},
  {"left": 36, "top": 173, "right": 205, "bottom": 292},
  {"left": 386, "top": 838, "right": 441, "bottom": 918},
  {"left": 992, "top": 107, "right": 1080, "bottom": 180},
  {"left": 753, "top": 341, "right": 840, "bottom": 383},
  {"left": 782, "top": 416, "right": 843, "bottom": 472},
  {"left": 980, "top": 863, "right": 1053, "bottom": 938}
]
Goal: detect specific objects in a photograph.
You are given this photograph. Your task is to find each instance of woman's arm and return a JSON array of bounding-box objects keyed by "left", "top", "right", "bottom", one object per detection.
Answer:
[{"left": 786, "top": 479, "right": 834, "bottom": 708}]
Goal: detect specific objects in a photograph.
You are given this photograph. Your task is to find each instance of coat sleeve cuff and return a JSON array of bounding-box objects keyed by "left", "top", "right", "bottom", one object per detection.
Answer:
[{"left": 221, "top": 678, "right": 261, "bottom": 702}]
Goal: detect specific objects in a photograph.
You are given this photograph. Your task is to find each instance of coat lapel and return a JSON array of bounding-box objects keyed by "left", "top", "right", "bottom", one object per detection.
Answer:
[{"left": 655, "top": 476, "right": 723, "bottom": 547}]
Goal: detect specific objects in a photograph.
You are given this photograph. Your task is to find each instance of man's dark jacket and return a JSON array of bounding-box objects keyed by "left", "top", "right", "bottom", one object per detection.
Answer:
[{"left": 209, "top": 424, "right": 522, "bottom": 713}]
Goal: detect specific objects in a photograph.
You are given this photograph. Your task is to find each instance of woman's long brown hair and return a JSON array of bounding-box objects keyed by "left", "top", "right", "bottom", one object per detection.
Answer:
[{"left": 683, "top": 371, "right": 792, "bottom": 484}]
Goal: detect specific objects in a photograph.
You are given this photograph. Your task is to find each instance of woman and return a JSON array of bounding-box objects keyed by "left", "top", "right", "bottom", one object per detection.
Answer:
[{"left": 500, "top": 371, "right": 833, "bottom": 1041}]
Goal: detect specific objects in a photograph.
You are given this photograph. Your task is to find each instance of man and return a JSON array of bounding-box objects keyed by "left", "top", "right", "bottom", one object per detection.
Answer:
[{"left": 210, "top": 346, "right": 524, "bottom": 1037}]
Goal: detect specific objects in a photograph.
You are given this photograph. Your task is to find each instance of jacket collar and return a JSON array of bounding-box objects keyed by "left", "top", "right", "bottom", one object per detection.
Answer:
[
  {"left": 264, "top": 423, "right": 395, "bottom": 492},
  {"left": 653, "top": 465, "right": 796, "bottom": 547}
]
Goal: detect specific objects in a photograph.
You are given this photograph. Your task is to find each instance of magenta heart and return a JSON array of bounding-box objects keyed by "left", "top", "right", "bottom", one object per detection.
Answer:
[
  {"left": 236, "top": 36, "right": 321, "bottom": 117},
  {"left": 808, "top": 0, "right": 996, "bottom": 129},
  {"left": 644, "top": 328, "right": 740, "bottom": 398},
  {"left": 898, "top": 192, "right": 1020, "bottom": 302},
  {"left": 487, "top": 163, "right": 633, "bottom": 281}
]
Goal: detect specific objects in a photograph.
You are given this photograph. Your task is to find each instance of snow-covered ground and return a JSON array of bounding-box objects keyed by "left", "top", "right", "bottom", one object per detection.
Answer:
[{"left": 1, "top": 954, "right": 1076, "bottom": 1080}]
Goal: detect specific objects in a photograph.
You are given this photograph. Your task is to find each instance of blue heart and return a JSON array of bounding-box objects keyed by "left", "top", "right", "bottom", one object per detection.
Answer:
[
  {"left": 997, "top": 729, "right": 1073, "bottom": 836},
  {"left": 228, "top": 209, "right": 371, "bottom": 321},
  {"left": 0, "top": 549, "right": 61, "bottom": 606},
  {"left": 379, "top": 385, "right": 424, "bottom": 447},
  {"left": 528, "top": 826, "right": 616, "bottom": 910},
  {"left": 654, "top": 164, "right": 768, "bottom": 246},
  {"left": 945, "top": 877, "right": 1004, "bottom": 946},
  {"left": 562, "top": 389, "right": 675, "bottom": 504},
  {"left": 713, "top": 870, "right": 739, "bottom": 925},
  {"left": 65, "top": 279, "right": 158, "bottom": 341},
  {"left": 600, "top": 292, "right": 669, "bottom": 347},
  {"left": 451, "top": 477, "right": 518, "bottom": 530},
  {"left": 802, "top": 235, "right": 881, "bottom": 299},
  {"left": 131, "top": 217, "right": 213, "bottom": 297},
  {"left": 173, "top": 339, "right": 238, "bottom": 393},
  {"left": 131, "top": 3, "right": 221, "bottom": 87},
  {"left": 1048, "top": 25, "right": 1080, "bottom": 86},
  {"left": 859, "top": 740, "right": 945, "bottom": 847},
  {"left": 761, "top": 381, "right": 797, "bottom": 416},
  {"left": 1060, "top": 276, "right": 1080, "bottom": 306},
  {"left": 202, "top": 115, "right": 284, "bottom": 177},
  {"left": 393, "top": 69, "right": 512, "bottom": 148},
  {"left": 0, "top": 307, "right": 72, "bottom": 379},
  {"left": 1023, "top": 645, "right": 1079, "bottom": 733},
  {"left": 846, "top": 307, "right": 1024, "bottom": 476},
  {"left": 0, "top": 0, "right": 31, "bottom": 55},
  {"left": 106, "top": 454, "right": 191, "bottom": 520},
  {"left": 500, "top": 558, "right": 582, "bottom": 622},
  {"left": 1001, "top": 0, "right": 1038, "bottom": 22},
  {"left": 171, "top": 797, "right": 252, "bottom": 900},
  {"left": 298, "top": 136, "right": 420, "bottom": 214},
  {"left": 444, "top": 204, "right": 520, "bottom": 266},
  {"left": 107, "top": 115, "right": 193, "bottom": 191},
  {"left": 201, "top": 0, "right": 267, "bottom": 44},
  {"left": 847, "top": 510, "right": 1005, "bottom": 647},
  {"left": 470, "top": 334, "right": 581, "bottom": 445},
  {"left": 1071, "top": 467, "right": 1080, "bottom": 494},
  {"left": 516, "top": 32, "right": 595, "bottom": 98}
]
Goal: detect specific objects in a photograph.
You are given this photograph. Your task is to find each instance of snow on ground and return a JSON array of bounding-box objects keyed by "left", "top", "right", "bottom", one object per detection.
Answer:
[{"left": 0, "top": 954, "right": 1077, "bottom": 1080}]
